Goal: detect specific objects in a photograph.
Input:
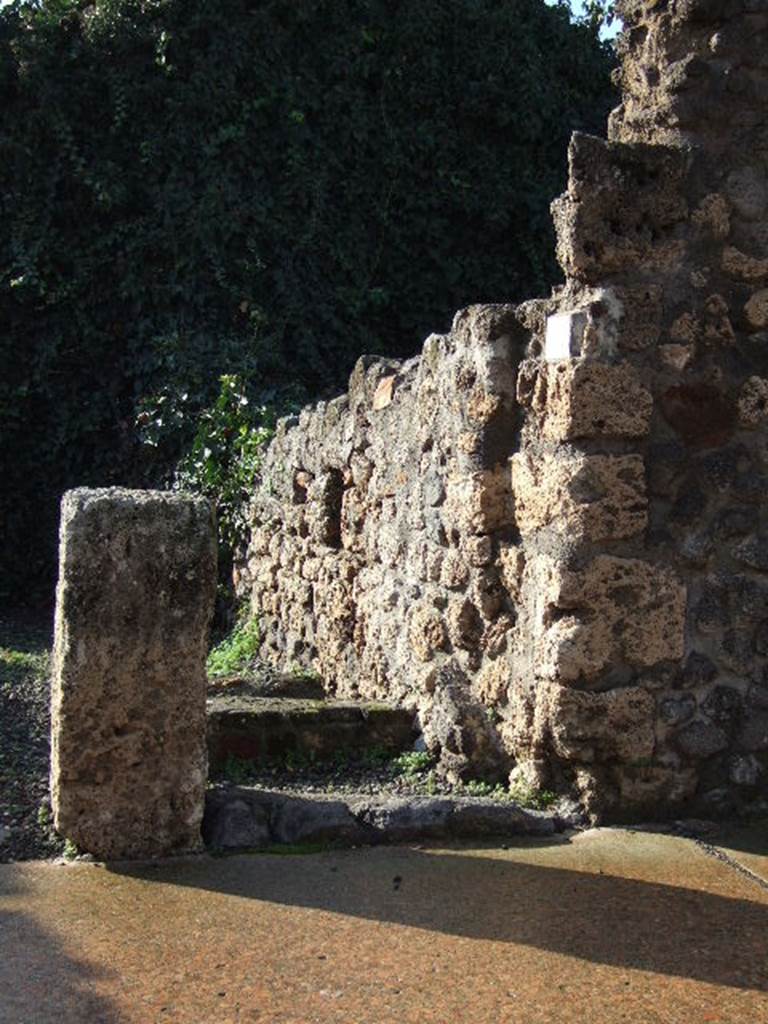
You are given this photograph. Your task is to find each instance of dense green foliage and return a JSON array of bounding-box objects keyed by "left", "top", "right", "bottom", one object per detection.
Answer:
[{"left": 0, "top": 0, "right": 615, "bottom": 603}]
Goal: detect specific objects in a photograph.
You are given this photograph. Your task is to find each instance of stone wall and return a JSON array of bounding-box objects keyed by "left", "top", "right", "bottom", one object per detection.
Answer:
[
  {"left": 241, "top": 308, "right": 525, "bottom": 783},
  {"left": 241, "top": 0, "right": 768, "bottom": 821}
]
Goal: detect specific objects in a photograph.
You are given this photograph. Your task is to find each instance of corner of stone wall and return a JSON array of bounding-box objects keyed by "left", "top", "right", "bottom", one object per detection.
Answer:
[
  {"left": 504, "top": 0, "right": 768, "bottom": 822},
  {"left": 243, "top": 0, "right": 768, "bottom": 822}
]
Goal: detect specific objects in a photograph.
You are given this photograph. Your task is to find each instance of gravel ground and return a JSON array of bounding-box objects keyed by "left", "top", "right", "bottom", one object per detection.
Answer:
[
  {"left": 0, "top": 611, "right": 64, "bottom": 863},
  {"left": 212, "top": 756, "right": 442, "bottom": 799},
  {"left": 207, "top": 750, "right": 537, "bottom": 804}
]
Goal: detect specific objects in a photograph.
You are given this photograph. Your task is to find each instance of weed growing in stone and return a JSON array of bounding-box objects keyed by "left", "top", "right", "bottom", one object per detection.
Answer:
[
  {"left": 358, "top": 746, "right": 392, "bottom": 769},
  {"left": 0, "top": 645, "right": 48, "bottom": 678},
  {"left": 508, "top": 781, "right": 558, "bottom": 810},
  {"left": 207, "top": 617, "right": 261, "bottom": 677},
  {"left": 0, "top": 622, "right": 62, "bottom": 863},
  {"left": 459, "top": 779, "right": 509, "bottom": 800},
  {"left": 62, "top": 838, "right": 79, "bottom": 860},
  {"left": 392, "top": 751, "right": 435, "bottom": 779}
]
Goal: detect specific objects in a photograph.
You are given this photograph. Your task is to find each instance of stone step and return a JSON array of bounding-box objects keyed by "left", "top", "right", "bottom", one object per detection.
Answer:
[
  {"left": 202, "top": 786, "right": 563, "bottom": 851},
  {"left": 206, "top": 685, "right": 417, "bottom": 770}
]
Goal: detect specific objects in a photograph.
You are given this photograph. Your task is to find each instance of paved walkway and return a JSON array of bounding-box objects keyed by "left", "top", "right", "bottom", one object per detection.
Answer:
[{"left": 1, "top": 826, "right": 767, "bottom": 1024}]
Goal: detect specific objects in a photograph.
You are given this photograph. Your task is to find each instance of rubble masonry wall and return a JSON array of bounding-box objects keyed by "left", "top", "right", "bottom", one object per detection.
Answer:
[{"left": 241, "top": 0, "right": 768, "bottom": 821}]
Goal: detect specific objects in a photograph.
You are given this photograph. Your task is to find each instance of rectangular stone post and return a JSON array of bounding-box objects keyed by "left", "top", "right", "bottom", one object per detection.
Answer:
[{"left": 50, "top": 488, "right": 217, "bottom": 859}]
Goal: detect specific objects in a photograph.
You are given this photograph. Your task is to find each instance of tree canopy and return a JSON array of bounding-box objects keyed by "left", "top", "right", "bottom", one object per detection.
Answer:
[{"left": 0, "top": 0, "right": 616, "bottom": 603}]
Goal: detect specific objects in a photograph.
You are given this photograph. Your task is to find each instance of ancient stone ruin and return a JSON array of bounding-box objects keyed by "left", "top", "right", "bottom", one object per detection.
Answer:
[
  {"left": 240, "top": 0, "right": 768, "bottom": 821},
  {"left": 51, "top": 489, "right": 216, "bottom": 859}
]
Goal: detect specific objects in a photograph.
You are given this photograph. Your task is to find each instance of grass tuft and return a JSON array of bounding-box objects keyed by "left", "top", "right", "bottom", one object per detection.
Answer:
[{"left": 207, "top": 617, "right": 261, "bottom": 677}]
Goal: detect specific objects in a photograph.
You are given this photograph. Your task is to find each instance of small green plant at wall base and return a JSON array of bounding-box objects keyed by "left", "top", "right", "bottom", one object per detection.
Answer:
[
  {"left": 62, "top": 838, "right": 79, "bottom": 860},
  {"left": 508, "top": 782, "right": 558, "bottom": 811},
  {"left": 460, "top": 779, "right": 509, "bottom": 800},
  {"left": 392, "top": 751, "right": 435, "bottom": 779},
  {"left": 207, "top": 617, "right": 261, "bottom": 676},
  {"left": 422, "top": 770, "right": 440, "bottom": 796}
]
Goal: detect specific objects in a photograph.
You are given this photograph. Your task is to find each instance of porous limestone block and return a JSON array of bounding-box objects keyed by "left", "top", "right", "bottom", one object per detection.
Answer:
[
  {"left": 539, "top": 682, "right": 656, "bottom": 765},
  {"left": 442, "top": 468, "right": 511, "bottom": 535},
  {"left": 552, "top": 133, "right": 688, "bottom": 282},
  {"left": 534, "top": 360, "right": 652, "bottom": 440},
  {"left": 745, "top": 289, "right": 768, "bottom": 330},
  {"left": 511, "top": 452, "right": 647, "bottom": 541},
  {"left": 573, "top": 763, "right": 697, "bottom": 823},
  {"left": 533, "top": 554, "right": 686, "bottom": 684},
  {"left": 51, "top": 488, "right": 216, "bottom": 860},
  {"left": 409, "top": 603, "right": 448, "bottom": 662},
  {"left": 722, "top": 246, "right": 768, "bottom": 283},
  {"left": 738, "top": 376, "right": 768, "bottom": 428}
]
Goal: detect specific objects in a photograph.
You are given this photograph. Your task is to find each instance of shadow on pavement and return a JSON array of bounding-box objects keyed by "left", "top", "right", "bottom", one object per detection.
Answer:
[
  {"left": 0, "top": 906, "right": 124, "bottom": 1024},
  {"left": 118, "top": 843, "right": 768, "bottom": 993},
  {"left": 714, "top": 819, "right": 768, "bottom": 860}
]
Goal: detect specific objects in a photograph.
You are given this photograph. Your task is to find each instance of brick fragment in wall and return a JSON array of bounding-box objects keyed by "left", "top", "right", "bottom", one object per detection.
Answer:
[
  {"left": 372, "top": 375, "right": 396, "bottom": 411},
  {"left": 511, "top": 453, "right": 647, "bottom": 541},
  {"left": 532, "top": 554, "right": 686, "bottom": 684},
  {"left": 659, "top": 384, "right": 736, "bottom": 448},
  {"left": 532, "top": 360, "right": 653, "bottom": 440}
]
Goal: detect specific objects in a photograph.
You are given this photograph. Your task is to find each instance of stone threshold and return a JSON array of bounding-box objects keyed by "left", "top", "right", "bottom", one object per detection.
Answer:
[
  {"left": 206, "top": 691, "right": 417, "bottom": 770},
  {"left": 202, "top": 786, "right": 567, "bottom": 852}
]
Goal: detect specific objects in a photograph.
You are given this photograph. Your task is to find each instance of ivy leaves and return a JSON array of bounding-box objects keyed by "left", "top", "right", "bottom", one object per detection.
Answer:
[{"left": 0, "top": 0, "right": 615, "bottom": 601}]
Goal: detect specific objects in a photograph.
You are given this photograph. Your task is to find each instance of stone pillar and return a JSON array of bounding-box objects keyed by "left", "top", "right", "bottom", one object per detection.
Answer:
[{"left": 50, "top": 488, "right": 217, "bottom": 859}]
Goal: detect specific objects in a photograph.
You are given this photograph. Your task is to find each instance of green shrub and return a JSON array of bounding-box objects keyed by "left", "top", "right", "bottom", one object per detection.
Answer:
[{"left": 169, "top": 374, "right": 278, "bottom": 552}]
